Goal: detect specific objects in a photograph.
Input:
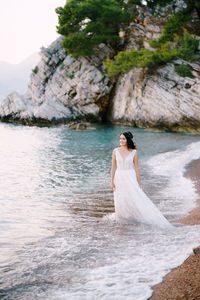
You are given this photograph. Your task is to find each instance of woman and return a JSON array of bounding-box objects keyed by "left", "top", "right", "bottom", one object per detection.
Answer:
[{"left": 110, "top": 131, "right": 172, "bottom": 227}]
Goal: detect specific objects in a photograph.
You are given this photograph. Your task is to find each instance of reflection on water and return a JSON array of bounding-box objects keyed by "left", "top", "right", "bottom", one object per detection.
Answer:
[{"left": 0, "top": 123, "right": 200, "bottom": 300}]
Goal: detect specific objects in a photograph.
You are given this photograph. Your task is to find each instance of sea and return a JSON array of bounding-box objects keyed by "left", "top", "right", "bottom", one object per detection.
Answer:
[{"left": 0, "top": 122, "right": 200, "bottom": 300}]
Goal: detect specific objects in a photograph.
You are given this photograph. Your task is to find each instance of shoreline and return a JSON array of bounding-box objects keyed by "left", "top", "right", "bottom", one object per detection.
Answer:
[{"left": 149, "top": 158, "right": 200, "bottom": 300}]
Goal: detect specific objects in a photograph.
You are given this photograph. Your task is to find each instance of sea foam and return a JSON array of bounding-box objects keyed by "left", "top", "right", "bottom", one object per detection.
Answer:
[{"left": 147, "top": 141, "right": 200, "bottom": 218}]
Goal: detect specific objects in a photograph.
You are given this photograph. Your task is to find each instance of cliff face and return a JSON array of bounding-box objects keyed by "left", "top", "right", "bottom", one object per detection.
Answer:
[
  {"left": 110, "top": 61, "right": 200, "bottom": 132},
  {"left": 108, "top": 10, "right": 200, "bottom": 133},
  {"left": 0, "top": 38, "right": 113, "bottom": 125},
  {"left": 0, "top": 13, "right": 200, "bottom": 132}
]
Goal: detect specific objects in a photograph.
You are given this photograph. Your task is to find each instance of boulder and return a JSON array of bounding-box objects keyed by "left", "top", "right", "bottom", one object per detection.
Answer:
[{"left": 68, "top": 122, "right": 96, "bottom": 130}]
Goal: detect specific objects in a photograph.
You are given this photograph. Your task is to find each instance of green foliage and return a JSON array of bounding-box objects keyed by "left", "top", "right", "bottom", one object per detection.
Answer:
[
  {"left": 150, "top": 11, "right": 191, "bottom": 48},
  {"left": 66, "top": 73, "right": 75, "bottom": 79},
  {"left": 56, "top": 0, "right": 132, "bottom": 57},
  {"left": 59, "top": 62, "right": 65, "bottom": 70},
  {"left": 32, "top": 66, "right": 39, "bottom": 74},
  {"left": 104, "top": 0, "right": 200, "bottom": 80},
  {"left": 174, "top": 64, "right": 194, "bottom": 78},
  {"left": 164, "top": 12, "right": 190, "bottom": 39},
  {"left": 104, "top": 32, "right": 200, "bottom": 78},
  {"left": 104, "top": 44, "right": 180, "bottom": 78},
  {"left": 184, "top": 0, "right": 200, "bottom": 18},
  {"left": 176, "top": 32, "right": 200, "bottom": 61},
  {"left": 149, "top": 39, "right": 162, "bottom": 49},
  {"left": 63, "top": 33, "right": 95, "bottom": 57}
]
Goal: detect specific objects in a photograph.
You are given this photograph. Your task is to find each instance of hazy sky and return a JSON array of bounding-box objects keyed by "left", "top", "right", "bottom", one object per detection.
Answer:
[{"left": 0, "top": 0, "right": 66, "bottom": 64}]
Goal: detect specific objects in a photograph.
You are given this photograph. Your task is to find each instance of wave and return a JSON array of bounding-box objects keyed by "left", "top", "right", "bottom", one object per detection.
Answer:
[{"left": 147, "top": 141, "right": 200, "bottom": 218}]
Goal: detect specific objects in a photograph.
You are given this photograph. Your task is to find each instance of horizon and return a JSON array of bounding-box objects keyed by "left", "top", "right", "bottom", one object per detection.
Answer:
[{"left": 0, "top": 0, "right": 65, "bottom": 64}]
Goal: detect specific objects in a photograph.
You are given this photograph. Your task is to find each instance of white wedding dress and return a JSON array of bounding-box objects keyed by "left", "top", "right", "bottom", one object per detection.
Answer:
[{"left": 113, "top": 148, "right": 172, "bottom": 227}]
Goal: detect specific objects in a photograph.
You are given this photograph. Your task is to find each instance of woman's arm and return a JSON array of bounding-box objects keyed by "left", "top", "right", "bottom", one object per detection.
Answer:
[
  {"left": 133, "top": 151, "right": 141, "bottom": 187},
  {"left": 110, "top": 149, "right": 117, "bottom": 191}
]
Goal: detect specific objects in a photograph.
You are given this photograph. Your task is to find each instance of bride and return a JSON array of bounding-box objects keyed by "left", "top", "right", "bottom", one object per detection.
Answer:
[{"left": 110, "top": 131, "right": 172, "bottom": 227}]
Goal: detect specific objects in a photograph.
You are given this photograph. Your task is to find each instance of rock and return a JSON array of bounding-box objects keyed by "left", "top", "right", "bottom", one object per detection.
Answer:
[
  {"left": 109, "top": 60, "right": 200, "bottom": 133},
  {"left": 68, "top": 122, "right": 96, "bottom": 130},
  {"left": 193, "top": 247, "right": 200, "bottom": 255},
  {"left": 0, "top": 37, "right": 113, "bottom": 125},
  {"left": 108, "top": 14, "right": 200, "bottom": 134}
]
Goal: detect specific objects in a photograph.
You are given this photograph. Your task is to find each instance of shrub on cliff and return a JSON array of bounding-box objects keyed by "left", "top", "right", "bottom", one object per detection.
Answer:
[
  {"left": 32, "top": 66, "right": 39, "bottom": 74},
  {"left": 176, "top": 31, "right": 200, "bottom": 61},
  {"left": 104, "top": 0, "right": 200, "bottom": 79},
  {"left": 149, "top": 11, "right": 191, "bottom": 48},
  {"left": 104, "top": 32, "right": 200, "bottom": 78},
  {"left": 104, "top": 43, "right": 180, "bottom": 77},
  {"left": 174, "top": 64, "right": 194, "bottom": 78},
  {"left": 56, "top": 0, "right": 133, "bottom": 58}
]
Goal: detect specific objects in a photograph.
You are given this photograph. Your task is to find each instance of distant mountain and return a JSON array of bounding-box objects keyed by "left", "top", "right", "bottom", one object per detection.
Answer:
[{"left": 0, "top": 52, "right": 40, "bottom": 98}]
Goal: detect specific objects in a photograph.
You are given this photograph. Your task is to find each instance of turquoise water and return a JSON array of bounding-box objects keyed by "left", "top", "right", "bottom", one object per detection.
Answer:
[{"left": 0, "top": 122, "right": 200, "bottom": 300}]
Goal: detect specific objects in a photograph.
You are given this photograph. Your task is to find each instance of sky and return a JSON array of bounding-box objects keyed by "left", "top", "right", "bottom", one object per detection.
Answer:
[{"left": 0, "top": 0, "right": 66, "bottom": 64}]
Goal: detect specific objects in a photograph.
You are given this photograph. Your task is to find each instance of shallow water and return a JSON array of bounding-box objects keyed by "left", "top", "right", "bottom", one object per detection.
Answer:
[{"left": 0, "top": 122, "right": 200, "bottom": 300}]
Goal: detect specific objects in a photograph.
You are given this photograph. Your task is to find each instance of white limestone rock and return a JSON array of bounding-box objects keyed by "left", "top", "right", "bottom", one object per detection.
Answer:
[
  {"left": 110, "top": 60, "right": 200, "bottom": 132},
  {"left": 0, "top": 37, "right": 113, "bottom": 124},
  {"left": 108, "top": 15, "right": 200, "bottom": 133}
]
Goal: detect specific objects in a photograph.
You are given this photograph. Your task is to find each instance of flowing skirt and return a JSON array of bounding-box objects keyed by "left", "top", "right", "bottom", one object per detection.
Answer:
[{"left": 114, "top": 169, "right": 172, "bottom": 227}]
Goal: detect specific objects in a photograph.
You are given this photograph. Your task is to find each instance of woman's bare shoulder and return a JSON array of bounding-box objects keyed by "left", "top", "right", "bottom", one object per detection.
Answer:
[{"left": 112, "top": 147, "right": 118, "bottom": 154}]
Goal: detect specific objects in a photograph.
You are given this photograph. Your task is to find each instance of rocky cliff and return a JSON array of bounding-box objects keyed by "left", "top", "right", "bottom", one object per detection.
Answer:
[
  {"left": 0, "top": 11, "right": 200, "bottom": 132},
  {"left": 109, "top": 15, "right": 200, "bottom": 133},
  {"left": 110, "top": 60, "right": 200, "bottom": 133},
  {"left": 0, "top": 38, "right": 113, "bottom": 125}
]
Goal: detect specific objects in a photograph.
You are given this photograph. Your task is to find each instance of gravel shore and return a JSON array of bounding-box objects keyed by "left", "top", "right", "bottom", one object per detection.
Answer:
[{"left": 149, "top": 158, "right": 200, "bottom": 300}]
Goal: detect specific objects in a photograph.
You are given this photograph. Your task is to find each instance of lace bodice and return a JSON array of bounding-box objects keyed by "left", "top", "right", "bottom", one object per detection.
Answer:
[{"left": 115, "top": 148, "right": 136, "bottom": 170}]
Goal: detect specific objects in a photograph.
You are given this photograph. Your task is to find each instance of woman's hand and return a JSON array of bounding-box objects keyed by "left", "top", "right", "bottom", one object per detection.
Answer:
[
  {"left": 110, "top": 182, "right": 115, "bottom": 191},
  {"left": 137, "top": 178, "right": 142, "bottom": 189}
]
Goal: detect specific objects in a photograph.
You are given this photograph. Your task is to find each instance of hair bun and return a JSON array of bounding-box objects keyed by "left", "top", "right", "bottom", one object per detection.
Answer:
[{"left": 127, "top": 131, "right": 133, "bottom": 139}]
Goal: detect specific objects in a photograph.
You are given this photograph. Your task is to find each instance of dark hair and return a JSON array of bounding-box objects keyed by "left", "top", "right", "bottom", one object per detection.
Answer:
[{"left": 120, "top": 131, "right": 137, "bottom": 149}]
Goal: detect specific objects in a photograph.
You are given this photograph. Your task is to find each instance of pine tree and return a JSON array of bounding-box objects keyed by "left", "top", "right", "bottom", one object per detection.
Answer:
[{"left": 56, "top": 0, "right": 132, "bottom": 57}]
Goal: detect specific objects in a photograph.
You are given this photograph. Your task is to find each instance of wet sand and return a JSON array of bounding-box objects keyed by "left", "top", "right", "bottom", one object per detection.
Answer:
[{"left": 149, "top": 158, "right": 200, "bottom": 300}]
